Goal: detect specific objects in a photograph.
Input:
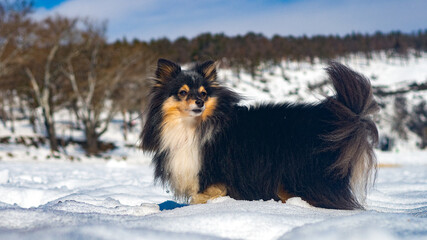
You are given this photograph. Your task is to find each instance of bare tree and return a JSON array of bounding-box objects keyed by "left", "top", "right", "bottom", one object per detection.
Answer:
[
  {"left": 0, "top": 1, "right": 33, "bottom": 133},
  {"left": 407, "top": 101, "right": 427, "bottom": 149},
  {"left": 0, "top": 0, "right": 32, "bottom": 78},
  {"left": 62, "top": 21, "right": 154, "bottom": 155},
  {"left": 392, "top": 95, "right": 409, "bottom": 140},
  {"left": 112, "top": 72, "right": 153, "bottom": 141},
  {"left": 23, "top": 16, "right": 79, "bottom": 152},
  {"left": 109, "top": 42, "right": 155, "bottom": 141}
]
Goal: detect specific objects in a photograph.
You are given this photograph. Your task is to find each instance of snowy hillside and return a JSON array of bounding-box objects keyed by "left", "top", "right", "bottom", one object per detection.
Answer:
[
  {"left": 0, "top": 53, "right": 426, "bottom": 239},
  {"left": 218, "top": 52, "right": 427, "bottom": 151}
]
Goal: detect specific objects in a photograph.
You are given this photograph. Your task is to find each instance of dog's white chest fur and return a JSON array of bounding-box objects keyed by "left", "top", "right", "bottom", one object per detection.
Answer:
[{"left": 160, "top": 117, "right": 201, "bottom": 198}]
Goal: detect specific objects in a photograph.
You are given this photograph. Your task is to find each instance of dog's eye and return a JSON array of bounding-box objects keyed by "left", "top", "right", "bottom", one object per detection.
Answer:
[
  {"left": 178, "top": 90, "right": 187, "bottom": 97},
  {"left": 200, "top": 91, "right": 207, "bottom": 97}
]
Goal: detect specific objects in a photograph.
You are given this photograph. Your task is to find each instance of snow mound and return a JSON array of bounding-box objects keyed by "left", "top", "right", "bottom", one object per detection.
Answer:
[
  {"left": 0, "top": 161, "right": 426, "bottom": 239},
  {"left": 286, "top": 197, "right": 313, "bottom": 208}
]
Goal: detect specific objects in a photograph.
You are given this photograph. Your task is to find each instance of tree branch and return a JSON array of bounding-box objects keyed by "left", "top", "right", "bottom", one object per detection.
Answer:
[
  {"left": 25, "top": 67, "right": 42, "bottom": 107},
  {"left": 86, "top": 43, "right": 99, "bottom": 107},
  {"left": 374, "top": 82, "right": 427, "bottom": 97}
]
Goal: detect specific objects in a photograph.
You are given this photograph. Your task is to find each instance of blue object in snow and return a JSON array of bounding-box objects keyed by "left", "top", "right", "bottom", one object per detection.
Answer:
[{"left": 158, "top": 200, "right": 189, "bottom": 211}]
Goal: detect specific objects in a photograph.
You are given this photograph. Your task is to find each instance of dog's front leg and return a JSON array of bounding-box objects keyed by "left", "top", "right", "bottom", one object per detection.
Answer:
[{"left": 190, "top": 183, "right": 227, "bottom": 204}]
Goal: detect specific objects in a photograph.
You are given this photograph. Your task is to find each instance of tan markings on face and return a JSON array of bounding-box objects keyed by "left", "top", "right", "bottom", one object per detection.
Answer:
[
  {"left": 162, "top": 97, "right": 188, "bottom": 119},
  {"left": 165, "top": 85, "right": 191, "bottom": 117},
  {"left": 188, "top": 99, "right": 197, "bottom": 105},
  {"left": 199, "top": 86, "right": 207, "bottom": 99},
  {"left": 162, "top": 97, "right": 182, "bottom": 120},
  {"left": 202, "top": 97, "right": 217, "bottom": 121},
  {"left": 178, "top": 85, "right": 190, "bottom": 99},
  {"left": 162, "top": 93, "right": 197, "bottom": 119}
]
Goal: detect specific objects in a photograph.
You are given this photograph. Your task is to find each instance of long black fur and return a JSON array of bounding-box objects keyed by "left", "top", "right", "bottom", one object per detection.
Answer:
[{"left": 141, "top": 59, "right": 379, "bottom": 210}]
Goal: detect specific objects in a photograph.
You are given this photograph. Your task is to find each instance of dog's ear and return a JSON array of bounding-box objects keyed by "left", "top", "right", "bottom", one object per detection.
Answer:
[
  {"left": 196, "top": 60, "right": 218, "bottom": 83},
  {"left": 155, "top": 59, "right": 181, "bottom": 84}
]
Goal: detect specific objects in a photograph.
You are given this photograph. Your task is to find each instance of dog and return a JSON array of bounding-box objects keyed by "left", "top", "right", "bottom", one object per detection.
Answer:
[{"left": 141, "top": 59, "right": 379, "bottom": 210}]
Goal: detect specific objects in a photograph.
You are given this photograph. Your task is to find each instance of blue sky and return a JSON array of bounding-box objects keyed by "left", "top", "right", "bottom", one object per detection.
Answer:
[
  {"left": 33, "top": 0, "right": 427, "bottom": 42},
  {"left": 34, "top": 0, "right": 67, "bottom": 9}
]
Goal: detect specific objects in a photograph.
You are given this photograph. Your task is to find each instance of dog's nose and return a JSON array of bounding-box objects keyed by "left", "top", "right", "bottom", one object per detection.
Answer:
[{"left": 195, "top": 99, "right": 204, "bottom": 108}]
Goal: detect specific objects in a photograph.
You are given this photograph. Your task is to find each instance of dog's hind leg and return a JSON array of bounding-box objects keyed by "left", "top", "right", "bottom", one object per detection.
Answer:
[
  {"left": 190, "top": 183, "right": 227, "bottom": 204},
  {"left": 277, "top": 184, "right": 295, "bottom": 203}
]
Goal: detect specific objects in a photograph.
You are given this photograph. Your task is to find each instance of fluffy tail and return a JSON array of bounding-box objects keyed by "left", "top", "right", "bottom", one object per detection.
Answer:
[{"left": 323, "top": 62, "right": 380, "bottom": 208}]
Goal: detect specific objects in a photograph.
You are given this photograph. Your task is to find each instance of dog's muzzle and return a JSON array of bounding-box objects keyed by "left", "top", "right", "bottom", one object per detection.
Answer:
[{"left": 189, "top": 104, "right": 205, "bottom": 116}]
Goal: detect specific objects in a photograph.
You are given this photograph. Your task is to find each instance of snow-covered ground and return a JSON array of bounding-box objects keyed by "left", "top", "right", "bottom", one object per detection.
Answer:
[
  {"left": 0, "top": 52, "right": 426, "bottom": 239},
  {"left": 0, "top": 152, "right": 426, "bottom": 240}
]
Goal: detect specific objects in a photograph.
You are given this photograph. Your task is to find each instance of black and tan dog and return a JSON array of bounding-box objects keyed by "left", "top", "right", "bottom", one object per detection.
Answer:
[{"left": 141, "top": 59, "right": 379, "bottom": 209}]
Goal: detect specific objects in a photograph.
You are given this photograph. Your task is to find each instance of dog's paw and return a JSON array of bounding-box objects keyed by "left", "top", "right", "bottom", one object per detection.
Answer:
[
  {"left": 190, "top": 183, "right": 228, "bottom": 204},
  {"left": 190, "top": 193, "right": 210, "bottom": 204}
]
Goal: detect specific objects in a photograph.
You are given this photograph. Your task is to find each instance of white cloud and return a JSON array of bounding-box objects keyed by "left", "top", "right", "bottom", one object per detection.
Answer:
[
  {"left": 33, "top": 0, "right": 156, "bottom": 21},
  {"left": 32, "top": 0, "right": 427, "bottom": 41}
]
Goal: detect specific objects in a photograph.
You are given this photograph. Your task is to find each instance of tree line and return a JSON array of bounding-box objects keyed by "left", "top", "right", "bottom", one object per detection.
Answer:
[
  {"left": 1, "top": 0, "right": 426, "bottom": 155},
  {"left": 142, "top": 29, "right": 427, "bottom": 77}
]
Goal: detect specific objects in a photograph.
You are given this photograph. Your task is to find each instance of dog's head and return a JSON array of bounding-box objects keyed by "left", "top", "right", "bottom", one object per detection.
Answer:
[{"left": 153, "top": 59, "right": 219, "bottom": 121}]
